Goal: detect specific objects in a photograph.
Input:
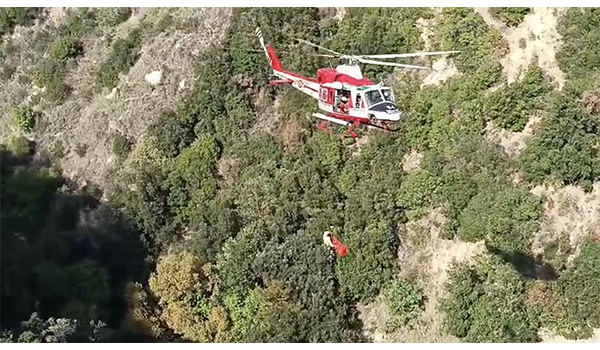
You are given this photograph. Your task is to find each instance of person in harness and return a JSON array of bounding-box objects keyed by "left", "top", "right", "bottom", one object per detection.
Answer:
[
  {"left": 339, "top": 96, "right": 350, "bottom": 114},
  {"left": 323, "top": 229, "right": 348, "bottom": 259}
]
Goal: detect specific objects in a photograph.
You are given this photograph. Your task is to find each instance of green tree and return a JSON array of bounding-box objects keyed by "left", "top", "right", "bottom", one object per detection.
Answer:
[
  {"left": 489, "top": 8, "right": 531, "bottom": 27},
  {"left": 382, "top": 278, "right": 424, "bottom": 329},
  {"left": 337, "top": 220, "right": 397, "bottom": 301},
  {"left": 520, "top": 93, "right": 600, "bottom": 189},
  {"left": 542, "top": 241, "right": 600, "bottom": 339},
  {"left": 441, "top": 255, "right": 539, "bottom": 342},
  {"left": 457, "top": 185, "right": 541, "bottom": 256}
]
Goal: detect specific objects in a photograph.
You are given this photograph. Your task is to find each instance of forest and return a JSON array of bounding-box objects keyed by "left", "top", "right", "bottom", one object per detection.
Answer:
[{"left": 1, "top": 7, "right": 599, "bottom": 343}]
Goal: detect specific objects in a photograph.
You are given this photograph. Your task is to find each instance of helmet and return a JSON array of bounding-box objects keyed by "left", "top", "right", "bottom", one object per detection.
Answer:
[{"left": 341, "top": 96, "right": 348, "bottom": 102}]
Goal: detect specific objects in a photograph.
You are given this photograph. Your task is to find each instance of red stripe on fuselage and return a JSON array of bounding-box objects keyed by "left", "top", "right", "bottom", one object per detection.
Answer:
[{"left": 275, "top": 68, "right": 318, "bottom": 83}]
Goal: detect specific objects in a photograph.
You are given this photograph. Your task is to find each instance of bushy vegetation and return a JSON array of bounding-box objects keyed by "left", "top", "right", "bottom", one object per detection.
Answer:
[
  {"left": 382, "top": 278, "right": 424, "bottom": 330},
  {"left": 97, "top": 28, "right": 142, "bottom": 88},
  {"left": 0, "top": 7, "right": 43, "bottom": 37},
  {"left": 97, "top": 7, "right": 132, "bottom": 28},
  {"left": 435, "top": 7, "right": 507, "bottom": 78},
  {"left": 490, "top": 8, "right": 531, "bottom": 27},
  {"left": 441, "top": 255, "right": 539, "bottom": 342},
  {"left": 514, "top": 7, "right": 600, "bottom": 190},
  {"left": 540, "top": 241, "right": 600, "bottom": 339},
  {"left": 484, "top": 64, "right": 552, "bottom": 131},
  {"left": 12, "top": 106, "right": 38, "bottom": 132},
  {"left": 519, "top": 93, "right": 600, "bottom": 189},
  {"left": 6, "top": 135, "right": 33, "bottom": 157},
  {"left": 3, "top": 6, "right": 600, "bottom": 344},
  {"left": 112, "top": 133, "right": 133, "bottom": 159},
  {"left": 457, "top": 185, "right": 541, "bottom": 256},
  {"left": 31, "top": 9, "right": 98, "bottom": 103},
  {"left": 556, "top": 8, "right": 600, "bottom": 84},
  {"left": 49, "top": 36, "right": 83, "bottom": 61}
]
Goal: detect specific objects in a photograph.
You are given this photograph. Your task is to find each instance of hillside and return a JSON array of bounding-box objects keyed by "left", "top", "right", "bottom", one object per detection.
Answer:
[{"left": 1, "top": 7, "right": 599, "bottom": 343}]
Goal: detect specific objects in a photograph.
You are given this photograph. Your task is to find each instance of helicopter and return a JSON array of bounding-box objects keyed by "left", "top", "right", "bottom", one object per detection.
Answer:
[{"left": 255, "top": 27, "right": 460, "bottom": 138}]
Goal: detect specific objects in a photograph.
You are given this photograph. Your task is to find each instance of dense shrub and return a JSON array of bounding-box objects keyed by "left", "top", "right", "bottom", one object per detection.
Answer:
[
  {"left": 489, "top": 8, "right": 531, "bottom": 27},
  {"left": 484, "top": 64, "right": 552, "bottom": 131},
  {"left": 166, "top": 135, "right": 220, "bottom": 229},
  {"left": 55, "top": 8, "right": 99, "bottom": 38},
  {"left": 337, "top": 220, "right": 397, "bottom": 302},
  {"left": 32, "top": 60, "right": 73, "bottom": 103},
  {"left": 148, "top": 111, "right": 196, "bottom": 159},
  {"left": 98, "top": 7, "right": 132, "bottom": 28},
  {"left": 6, "top": 135, "right": 33, "bottom": 157},
  {"left": 556, "top": 8, "right": 600, "bottom": 82},
  {"left": 50, "top": 36, "right": 83, "bottom": 61},
  {"left": 0, "top": 7, "right": 43, "bottom": 37},
  {"left": 519, "top": 93, "right": 600, "bottom": 189},
  {"left": 397, "top": 170, "right": 439, "bottom": 219},
  {"left": 441, "top": 255, "right": 539, "bottom": 342},
  {"left": 457, "top": 185, "right": 541, "bottom": 255},
  {"left": 382, "top": 277, "right": 424, "bottom": 329},
  {"left": 12, "top": 106, "right": 37, "bottom": 132},
  {"left": 435, "top": 8, "right": 508, "bottom": 77},
  {"left": 98, "top": 28, "right": 142, "bottom": 88},
  {"left": 541, "top": 241, "right": 600, "bottom": 339}
]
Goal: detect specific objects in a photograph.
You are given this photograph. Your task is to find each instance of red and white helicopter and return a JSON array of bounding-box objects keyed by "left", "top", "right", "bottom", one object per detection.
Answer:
[{"left": 255, "top": 27, "right": 460, "bottom": 138}]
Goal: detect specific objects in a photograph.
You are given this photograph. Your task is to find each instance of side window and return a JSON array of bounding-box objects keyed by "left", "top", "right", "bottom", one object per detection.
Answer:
[
  {"left": 356, "top": 95, "right": 362, "bottom": 109},
  {"left": 320, "top": 89, "right": 328, "bottom": 101}
]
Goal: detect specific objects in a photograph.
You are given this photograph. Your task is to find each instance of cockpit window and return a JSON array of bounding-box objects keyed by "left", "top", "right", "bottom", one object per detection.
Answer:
[
  {"left": 381, "top": 88, "right": 394, "bottom": 102},
  {"left": 365, "top": 90, "right": 384, "bottom": 107}
]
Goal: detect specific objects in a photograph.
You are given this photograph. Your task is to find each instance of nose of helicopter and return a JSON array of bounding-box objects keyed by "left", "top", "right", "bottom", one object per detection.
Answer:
[
  {"left": 386, "top": 111, "right": 401, "bottom": 121},
  {"left": 372, "top": 110, "right": 402, "bottom": 122}
]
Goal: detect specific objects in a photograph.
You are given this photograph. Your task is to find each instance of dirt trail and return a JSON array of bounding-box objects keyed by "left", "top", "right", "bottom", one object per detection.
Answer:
[{"left": 474, "top": 7, "right": 567, "bottom": 89}]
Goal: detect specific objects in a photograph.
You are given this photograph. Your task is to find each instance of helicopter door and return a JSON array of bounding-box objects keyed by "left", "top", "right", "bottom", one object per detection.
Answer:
[{"left": 319, "top": 88, "right": 328, "bottom": 102}]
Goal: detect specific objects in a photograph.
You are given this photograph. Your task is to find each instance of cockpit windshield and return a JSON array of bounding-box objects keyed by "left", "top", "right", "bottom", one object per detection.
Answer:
[
  {"left": 365, "top": 90, "right": 384, "bottom": 107},
  {"left": 381, "top": 88, "right": 395, "bottom": 102}
]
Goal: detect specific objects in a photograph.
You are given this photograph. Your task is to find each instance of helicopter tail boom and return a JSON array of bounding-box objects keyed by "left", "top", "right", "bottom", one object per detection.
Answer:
[
  {"left": 255, "top": 27, "right": 320, "bottom": 99},
  {"left": 255, "top": 27, "right": 282, "bottom": 71}
]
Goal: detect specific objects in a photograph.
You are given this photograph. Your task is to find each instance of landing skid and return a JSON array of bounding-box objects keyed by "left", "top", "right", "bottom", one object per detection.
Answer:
[{"left": 312, "top": 112, "right": 399, "bottom": 138}]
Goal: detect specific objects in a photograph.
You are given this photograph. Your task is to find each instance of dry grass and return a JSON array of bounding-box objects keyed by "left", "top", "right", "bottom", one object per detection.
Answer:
[
  {"left": 474, "top": 7, "right": 568, "bottom": 89},
  {"left": 1, "top": 7, "right": 233, "bottom": 189},
  {"left": 402, "top": 149, "right": 423, "bottom": 174},
  {"left": 484, "top": 114, "right": 542, "bottom": 157},
  {"left": 530, "top": 182, "right": 600, "bottom": 261}
]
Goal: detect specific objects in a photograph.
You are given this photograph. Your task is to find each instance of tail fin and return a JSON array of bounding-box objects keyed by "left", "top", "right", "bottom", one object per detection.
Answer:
[{"left": 255, "top": 27, "right": 282, "bottom": 71}]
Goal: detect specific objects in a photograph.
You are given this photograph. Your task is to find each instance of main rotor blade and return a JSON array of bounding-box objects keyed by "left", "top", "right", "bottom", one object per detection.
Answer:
[
  {"left": 358, "top": 51, "right": 461, "bottom": 59},
  {"left": 229, "top": 48, "right": 336, "bottom": 57},
  {"left": 295, "top": 38, "right": 343, "bottom": 56},
  {"left": 357, "top": 58, "right": 433, "bottom": 70}
]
